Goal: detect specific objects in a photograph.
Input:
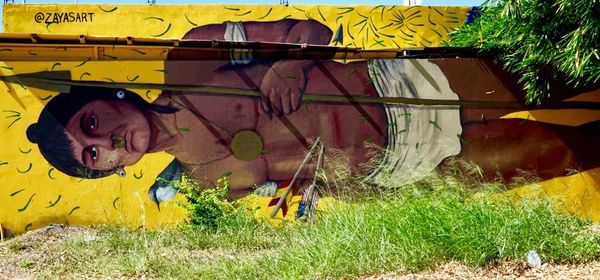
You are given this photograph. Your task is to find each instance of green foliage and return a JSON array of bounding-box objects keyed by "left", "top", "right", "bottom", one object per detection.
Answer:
[
  {"left": 17, "top": 259, "right": 34, "bottom": 269},
  {"left": 174, "top": 174, "right": 241, "bottom": 229},
  {"left": 13, "top": 174, "right": 600, "bottom": 279},
  {"left": 449, "top": 0, "right": 600, "bottom": 103}
]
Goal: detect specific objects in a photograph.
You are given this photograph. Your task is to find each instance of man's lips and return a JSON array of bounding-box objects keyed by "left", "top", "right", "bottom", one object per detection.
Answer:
[{"left": 112, "top": 135, "right": 125, "bottom": 149}]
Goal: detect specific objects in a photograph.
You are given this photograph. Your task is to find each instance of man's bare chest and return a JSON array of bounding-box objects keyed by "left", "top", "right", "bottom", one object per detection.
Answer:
[{"left": 172, "top": 94, "right": 259, "bottom": 133}]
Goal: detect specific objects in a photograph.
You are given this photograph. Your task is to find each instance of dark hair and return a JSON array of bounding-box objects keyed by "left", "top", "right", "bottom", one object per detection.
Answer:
[{"left": 26, "top": 86, "right": 179, "bottom": 179}]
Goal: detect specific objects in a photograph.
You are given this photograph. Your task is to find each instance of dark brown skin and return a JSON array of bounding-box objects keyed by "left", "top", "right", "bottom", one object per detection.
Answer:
[
  {"left": 64, "top": 98, "right": 153, "bottom": 170},
  {"left": 160, "top": 20, "right": 600, "bottom": 195},
  {"left": 65, "top": 20, "right": 600, "bottom": 198},
  {"left": 163, "top": 20, "right": 386, "bottom": 197},
  {"left": 433, "top": 58, "right": 600, "bottom": 182},
  {"left": 458, "top": 119, "right": 578, "bottom": 181}
]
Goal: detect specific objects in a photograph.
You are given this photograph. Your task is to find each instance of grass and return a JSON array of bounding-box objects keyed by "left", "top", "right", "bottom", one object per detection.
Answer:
[{"left": 5, "top": 171, "right": 598, "bottom": 279}]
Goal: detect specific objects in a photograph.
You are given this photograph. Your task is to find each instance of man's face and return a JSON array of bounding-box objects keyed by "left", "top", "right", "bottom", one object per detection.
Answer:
[{"left": 64, "top": 98, "right": 152, "bottom": 170}]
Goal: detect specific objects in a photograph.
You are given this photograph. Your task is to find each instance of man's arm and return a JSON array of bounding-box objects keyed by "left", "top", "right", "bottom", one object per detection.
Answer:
[
  {"left": 246, "top": 20, "right": 332, "bottom": 115},
  {"left": 179, "top": 19, "right": 332, "bottom": 45},
  {"left": 172, "top": 20, "right": 334, "bottom": 115}
]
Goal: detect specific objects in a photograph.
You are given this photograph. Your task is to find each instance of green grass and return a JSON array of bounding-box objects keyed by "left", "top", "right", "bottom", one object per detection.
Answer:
[{"left": 9, "top": 174, "right": 600, "bottom": 279}]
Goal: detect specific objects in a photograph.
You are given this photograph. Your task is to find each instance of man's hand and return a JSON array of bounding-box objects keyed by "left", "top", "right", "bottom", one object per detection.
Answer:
[{"left": 260, "top": 60, "right": 307, "bottom": 116}]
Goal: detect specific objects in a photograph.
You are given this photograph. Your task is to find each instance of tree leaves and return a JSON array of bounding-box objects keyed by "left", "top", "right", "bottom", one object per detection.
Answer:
[{"left": 449, "top": 0, "right": 600, "bottom": 104}]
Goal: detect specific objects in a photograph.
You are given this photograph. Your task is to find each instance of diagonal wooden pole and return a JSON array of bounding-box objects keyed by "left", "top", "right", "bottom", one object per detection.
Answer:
[
  {"left": 5, "top": 75, "right": 600, "bottom": 110},
  {"left": 270, "top": 138, "right": 321, "bottom": 218}
]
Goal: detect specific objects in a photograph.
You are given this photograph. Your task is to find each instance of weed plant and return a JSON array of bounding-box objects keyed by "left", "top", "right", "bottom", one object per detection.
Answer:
[{"left": 19, "top": 166, "right": 599, "bottom": 279}]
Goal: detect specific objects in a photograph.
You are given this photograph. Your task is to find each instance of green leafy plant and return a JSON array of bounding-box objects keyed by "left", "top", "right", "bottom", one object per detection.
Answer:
[
  {"left": 17, "top": 259, "right": 34, "bottom": 269},
  {"left": 449, "top": 0, "right": 600, "bottom": 103},
  {"left": 174, "top": 174, "right": 240, "bottom": 229}
]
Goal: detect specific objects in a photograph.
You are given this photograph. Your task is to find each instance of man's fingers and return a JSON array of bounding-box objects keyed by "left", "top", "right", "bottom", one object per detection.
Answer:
[
  {"left": 281, "top": 88, "right": 292, "bottom": 114},
  {"left": 290, "top": 87, "right": 301, "bottom": 112},
  {"left": 270, "top": 90, "right": 283, "bottom": 116},
  {"left": 261, "top": 97, "right": 271, "bottom": 113},
  {"left": 258, "top": 89, "right": 273, "bottom": 119},
  {"left": 259, "top": 98, "right": 272, "bottom": 119}
]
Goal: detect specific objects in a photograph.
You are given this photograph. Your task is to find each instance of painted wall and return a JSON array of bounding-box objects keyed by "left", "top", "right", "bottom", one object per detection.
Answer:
[{"left": 1, "top": 4, "right": 599, "bottom": 234}]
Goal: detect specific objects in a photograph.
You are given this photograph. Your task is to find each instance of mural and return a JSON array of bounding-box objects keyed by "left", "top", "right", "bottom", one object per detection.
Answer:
[{"left": 1, "top": 4, "right": 600, "bottom": 234}]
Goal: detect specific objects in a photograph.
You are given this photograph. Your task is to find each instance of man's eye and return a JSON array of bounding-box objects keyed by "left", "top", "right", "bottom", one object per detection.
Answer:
[
  {"left": 89, "top": 114, "right": 96, "bottom": 130},
  {"left": 90, "top": 146, "right": 98, "bottom": 161}
]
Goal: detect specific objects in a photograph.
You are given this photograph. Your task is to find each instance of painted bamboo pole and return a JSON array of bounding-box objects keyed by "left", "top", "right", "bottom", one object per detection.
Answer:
[{"left": 6, "top": 74, "right": 600, "bottom": 110}]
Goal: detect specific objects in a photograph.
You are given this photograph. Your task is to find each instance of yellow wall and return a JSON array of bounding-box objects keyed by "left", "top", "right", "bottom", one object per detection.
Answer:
[
  {"left": 0, "top": 4, "right": 470, "bottom": 234},
  {"left": 3, "top": 4, "right": 469, "bottom": 48},
  {"left": 2, "top": 4, "right": 599, "bottom": 234},
  {"left": 0, "top": 60, "right": 186, "bottom": 233}
]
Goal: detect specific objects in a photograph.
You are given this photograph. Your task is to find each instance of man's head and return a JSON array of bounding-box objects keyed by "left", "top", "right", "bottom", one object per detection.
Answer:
[{"left": 27, "top": 86, "right": 178, "bottom": 178}]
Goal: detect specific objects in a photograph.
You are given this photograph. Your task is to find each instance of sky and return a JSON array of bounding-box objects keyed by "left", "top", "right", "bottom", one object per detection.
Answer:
[{"left": 0, "top": 0, "right": 484, "bottom": 31}]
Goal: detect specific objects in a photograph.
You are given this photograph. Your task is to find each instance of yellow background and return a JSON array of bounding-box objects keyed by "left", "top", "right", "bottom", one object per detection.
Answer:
[{"left": 2, "top": 4, "right": 599, "bottom": 234}]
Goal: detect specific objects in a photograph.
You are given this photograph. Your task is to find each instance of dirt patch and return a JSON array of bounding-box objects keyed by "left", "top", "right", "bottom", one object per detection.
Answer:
[
  {"left": 0, "top": 224, "right": 98, "bottom": 280},
  {"left": 363, "top": 261, "right": 600, "bottom": 280}
]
